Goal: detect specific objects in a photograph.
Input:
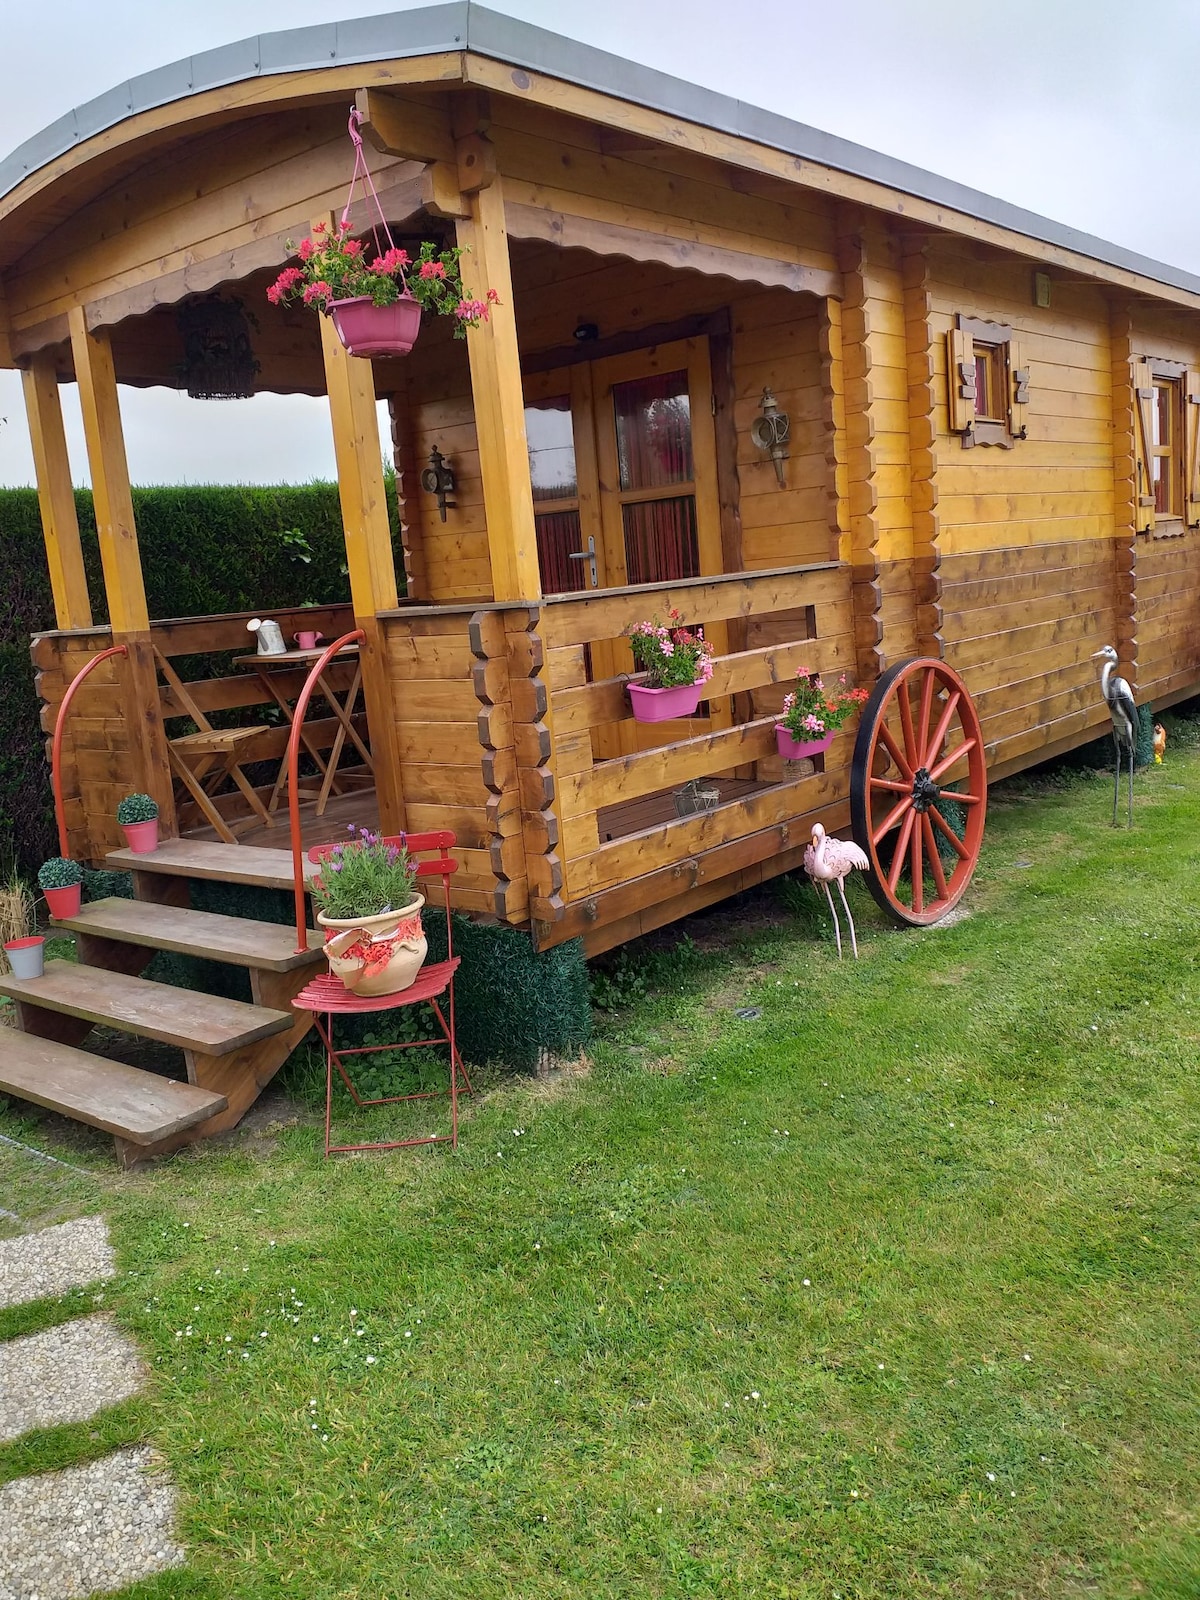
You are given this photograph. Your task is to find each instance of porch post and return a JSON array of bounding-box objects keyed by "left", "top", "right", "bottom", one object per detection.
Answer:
[
  {"left": 318, "top": 309, "right": 407, "bottom": 832},
  {"left": 455, "top": 167, "right": 541, "bottom": 602},
  {"left": 21, "top": 351, "right": 93, "bottom": 629},
  {"left": 67, "top": 306, "right": 176, "bottom": 833}
]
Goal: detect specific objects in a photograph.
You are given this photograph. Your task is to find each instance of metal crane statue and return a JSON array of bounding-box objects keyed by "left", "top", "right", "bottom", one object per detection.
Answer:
[
  {"left": 804, "top": 823, "right": 870, "bottom": 958},
  {"left": 1093, "top": 645, "right": 1138, "bottom": 827}
]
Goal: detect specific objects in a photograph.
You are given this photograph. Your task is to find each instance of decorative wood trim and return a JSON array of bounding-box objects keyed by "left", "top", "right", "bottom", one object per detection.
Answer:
[
  {"left": 901, "top": 237, "right": 943, "bottom": 658},
  {"left": 469, "top": 608, "right": 530, "bottom": 923},
  {"left": 502, "top": 606, "right": 567, "bottom": 923},
  {"left": 1110, "top": 302, "right": 1140, "bottom": 689},
  {"left": 835, "top": 222, "right": 884, "bottom": 683}
]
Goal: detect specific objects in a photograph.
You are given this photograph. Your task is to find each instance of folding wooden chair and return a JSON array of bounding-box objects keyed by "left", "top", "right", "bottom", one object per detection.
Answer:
[
  {"left": 154, "top": 648, "right": 275, "bottom": 844},
  {"left": 291, "top": 830, "right": 472, "bottom": 1155}
]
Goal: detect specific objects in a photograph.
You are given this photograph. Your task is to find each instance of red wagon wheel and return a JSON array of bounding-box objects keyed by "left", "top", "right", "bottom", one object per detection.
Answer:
[{"left": 850, "top": 657, "right": 987, "bottom": 926}]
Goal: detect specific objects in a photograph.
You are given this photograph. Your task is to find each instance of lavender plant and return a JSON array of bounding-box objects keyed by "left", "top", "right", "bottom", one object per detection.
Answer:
[{"left": 310, "top": 826, "right": 419, "bottom": 922}]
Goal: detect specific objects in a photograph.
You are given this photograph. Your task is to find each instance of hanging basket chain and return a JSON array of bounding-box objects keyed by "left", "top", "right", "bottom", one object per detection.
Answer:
[{"left": 341, "top": 105, "right": 396, "bottom": 262}]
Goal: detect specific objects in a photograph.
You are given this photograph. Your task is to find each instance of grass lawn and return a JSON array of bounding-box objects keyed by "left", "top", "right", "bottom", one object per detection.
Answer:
[{"left": 2, "top": 740, "right": 1200, "bottom": 1598}]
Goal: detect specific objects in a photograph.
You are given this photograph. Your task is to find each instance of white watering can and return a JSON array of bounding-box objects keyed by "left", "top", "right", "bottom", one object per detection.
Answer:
[{"left": 247, "top": 617, "right": 287, "bottom": 656}]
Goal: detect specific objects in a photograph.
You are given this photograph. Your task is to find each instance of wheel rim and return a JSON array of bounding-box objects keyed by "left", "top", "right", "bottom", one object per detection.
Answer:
[{"left": 850, "top": 658, "right": 988, "bottom": 926}]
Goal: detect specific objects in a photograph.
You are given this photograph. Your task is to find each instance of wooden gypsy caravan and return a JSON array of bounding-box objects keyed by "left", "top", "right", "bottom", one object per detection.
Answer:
[{"left": 1, "top": 5, "right": 1199, "bottom": 1155}]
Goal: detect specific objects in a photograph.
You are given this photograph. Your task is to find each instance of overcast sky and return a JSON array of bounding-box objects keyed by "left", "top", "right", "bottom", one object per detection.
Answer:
[{"left": 2, "top": 0, "right": 1199, "bottom": 487}]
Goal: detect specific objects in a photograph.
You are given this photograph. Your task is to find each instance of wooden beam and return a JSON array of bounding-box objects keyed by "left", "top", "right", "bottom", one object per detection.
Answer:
[
  {"left": 318, "top": 302, "right": 407, "bottom": 832},
  {"left": 455, "top": 165, "right": 541, "bottom": 602},
  {"left": 21, "top": 352, "right": 92, "bottom": 629},
  {"left": 355, "top": 87, "right": 456, "bottom": 165}
]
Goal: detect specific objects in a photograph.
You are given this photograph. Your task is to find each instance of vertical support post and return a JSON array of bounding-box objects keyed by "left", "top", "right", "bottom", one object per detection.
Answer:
[
  {"left": 68, "top": 306, "right": 176, "bottom": 834},
  {"left": 1110, "top": 300, "right": 1140, "bottom": 691},
  {"left": 21, "top": 351, "right": 93, "bottom": 629},
  {"left": 318, "top": 309, "right": 407, "bottom": 832},
  {"left": 900, "top": 236, "right": 945, "bottom": 659},
  {"left": 836, "top": 224, "right": 886, "bottom": 684},
  {"left": 454, "top": 161, "right": 541, "bottom": 603}
]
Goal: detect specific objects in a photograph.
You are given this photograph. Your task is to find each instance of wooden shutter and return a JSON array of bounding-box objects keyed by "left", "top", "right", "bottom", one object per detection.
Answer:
[
  {"left": 1132, "top": 359, "right": 1156, "bottom": 534},
  {"left": 1009, "top": 337, "right": 1029, "bottom": 440},
  {"left": 1186, "top": 370, "right": 1200, "bottom": 527},
  {"left": 946, "top": 328, "right": 976, "bottom": 433}
]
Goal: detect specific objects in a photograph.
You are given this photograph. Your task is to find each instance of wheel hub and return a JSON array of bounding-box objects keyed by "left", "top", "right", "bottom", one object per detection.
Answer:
[{"left": 910, "top": 766, "right": 941, "bottom": 813}]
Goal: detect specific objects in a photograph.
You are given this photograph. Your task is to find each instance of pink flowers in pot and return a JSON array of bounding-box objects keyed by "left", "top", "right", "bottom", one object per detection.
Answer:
[
  {"left": 778, "top": 671, "right": 869, "bottom": 742},
  {"left": 627, "top": 609, "right": 715, "bottom": 690}
]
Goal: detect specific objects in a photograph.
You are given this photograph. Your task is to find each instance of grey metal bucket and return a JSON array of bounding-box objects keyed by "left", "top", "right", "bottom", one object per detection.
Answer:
[{"left": 4, "top": 938, "right": 45, "bottom": 979}]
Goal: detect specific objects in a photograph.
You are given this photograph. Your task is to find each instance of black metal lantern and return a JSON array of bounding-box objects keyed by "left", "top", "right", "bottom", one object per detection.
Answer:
[{"left": 176, "top": 295, "right": 259, "bottom": 400}]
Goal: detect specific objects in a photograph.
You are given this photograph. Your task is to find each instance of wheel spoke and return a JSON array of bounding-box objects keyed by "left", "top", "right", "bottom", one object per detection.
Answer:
[
  {"left": 873, "top": 794, "right": 913, "bottom": 846},
  {"left": 948, "top": 789, "right": 984, "bottom": 806},
  {"left": 910, "top": 810, "right": 924, "bottom": 914},
  {"left": 916, "top": 667, "right": 936, "bottom": 766},
  {"left": 870, "top": 777, "right": 912, "bottom": 794},
  {"left": 922, "top": 812, "right": 948, "bottom": 900},
  {"left": 923, "top": 690, "right": 960, "bottom": 770},
  {"left": 897, "top": 682, "right": 919, "bottom": 767},
  {"left": 929, "top": 804, "right": 970, "bottom": 860},
  {"left": 878, "top": 722, "right": 914, "bottom": 781},
  {"left": 888, "top": 810, "right": 916, "bottom": 893},
  {"left": 930, "top": 737, "right": 976, "bottom": 784}
]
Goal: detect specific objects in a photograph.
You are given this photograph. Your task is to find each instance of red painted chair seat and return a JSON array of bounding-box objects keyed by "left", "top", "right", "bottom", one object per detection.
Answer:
[{"left": 293, "top": 956, "right": 460, "bottom": 1015}]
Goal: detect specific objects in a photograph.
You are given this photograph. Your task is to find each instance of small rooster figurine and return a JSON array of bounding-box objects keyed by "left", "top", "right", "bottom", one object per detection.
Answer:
[{"left": 1153, "top": 722, "right": 1167, "bottom": 765}]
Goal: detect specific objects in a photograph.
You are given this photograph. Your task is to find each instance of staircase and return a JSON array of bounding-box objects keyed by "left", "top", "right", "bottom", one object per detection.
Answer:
[{"left": 0, "top": 840, "right": 323, "bottom": 1167}]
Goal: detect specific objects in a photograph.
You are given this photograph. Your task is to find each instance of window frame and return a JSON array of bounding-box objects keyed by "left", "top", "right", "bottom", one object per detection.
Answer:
[
  {"left": 947, "top": 314, "right": 1029, "bottom": 449},
  {"left": 1133, "top": 355, "right": 1200, "bottom": 539}
]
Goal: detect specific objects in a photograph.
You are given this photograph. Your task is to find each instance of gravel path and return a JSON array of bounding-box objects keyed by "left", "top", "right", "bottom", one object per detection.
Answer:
[
  {"left": 0, "top": 1218, "right": 114, "bottom": 1310},
  {"left": 0, "top": 1315, "right": 144, "bottom": 1443},
  {"left": 0, "top": 1446, "right": 184, "bottom": 1598}
]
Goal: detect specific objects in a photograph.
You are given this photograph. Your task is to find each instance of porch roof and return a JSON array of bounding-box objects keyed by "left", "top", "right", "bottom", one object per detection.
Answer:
[{"left": 1, "top": 4, "right": 1199, "bottom": 308}]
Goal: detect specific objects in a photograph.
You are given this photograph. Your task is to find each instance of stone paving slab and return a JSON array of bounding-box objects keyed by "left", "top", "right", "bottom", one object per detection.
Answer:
[
  {"left": 0, "top": 1446, "right": 184, "bottom": 1599},
  {"left": 0, "top": 1315, "right": 144, "bottom": 1443},
  {"left": 0, "top": 1217, "right": 115, "bottom": 1310}
]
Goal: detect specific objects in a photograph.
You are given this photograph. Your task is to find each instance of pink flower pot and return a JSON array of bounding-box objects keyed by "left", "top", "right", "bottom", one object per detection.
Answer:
[
  {"left": 328, "top": 295, "right": 422, "bottom": 358},
  {"left": 43, "top": 884, "right": 82, "bottom": 920},
  {"left": 628, "top": 681, "right": 704, "bottom": 722},
  {"left": 121, "top": 819, "right": 159, "bottom": 854},
  {"left": 294, "top": 630, "right": 323, "bottom": 651},
  {"left": 4, "top": 937, "right": 45, "bottom": 979},
  {"left": 776, "top": 725, "right": 835, "bottom": 761}
]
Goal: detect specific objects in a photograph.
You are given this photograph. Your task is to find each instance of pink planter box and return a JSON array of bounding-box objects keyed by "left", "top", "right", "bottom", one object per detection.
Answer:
[
  {"left": 628, "top": 680, "right": 704, "bottom": 722},
  {"left": 328, "top": 295, "right": 422, "bottom": 358},
  {"left": 776, "top": 725, "right": 834, "bottom": 761}
]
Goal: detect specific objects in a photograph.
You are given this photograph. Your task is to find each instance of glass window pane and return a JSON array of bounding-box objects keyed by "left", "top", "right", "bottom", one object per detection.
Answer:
[
  {"left": 525, "top": 397, "right": 577, "bottom": 502},
  {"left": 973, "top": 354, "right": 991, "bottom": 417},
  {"left": 1153, "top": 457, "right": 1167, "bottom": 514},
  {"left": 622, "top": 496, "right": 699, "bottom": 585},
  {"left": 535, "top": 509, "right": 584, "bottom": 593},
  {"left": 1154, "top": 383, "right": 1171, "bottom": 449},
  {"left": 613, "top": 370, "right": 693, "bottom": 490}
]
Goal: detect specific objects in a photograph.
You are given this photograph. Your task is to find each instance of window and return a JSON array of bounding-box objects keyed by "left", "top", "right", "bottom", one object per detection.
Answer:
[
  {"left": 523, "top": 394, "right": 588, "bottom": 593},
  {"left": 1131, "top": 356, "right": 1200, "bottom": 536},
  {"left": 946, "top": 315, "right": 1029, "bottom": 447},
  {"left": 1151, "top": 377, "right": 1180, "bottom": 516}
]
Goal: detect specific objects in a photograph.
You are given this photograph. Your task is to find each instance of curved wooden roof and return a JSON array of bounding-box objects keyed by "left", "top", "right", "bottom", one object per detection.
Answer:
[{"left": 2, "top": 2, "right": 1199, "bottom": 307}]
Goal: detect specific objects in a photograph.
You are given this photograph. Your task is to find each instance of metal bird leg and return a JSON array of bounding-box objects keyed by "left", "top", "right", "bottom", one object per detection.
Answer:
[
  {"left": 1112, "top": 745, "right": 1120, "bottom": 828},
  {"left": 1128, "top": 745, "right": 1134, "bottom": 828},
  {"left": 822, "top": 879, "right": 843, "bottom": 958},
  {"left": 836, "top": 876, "right": 859, "bottom": 959}
]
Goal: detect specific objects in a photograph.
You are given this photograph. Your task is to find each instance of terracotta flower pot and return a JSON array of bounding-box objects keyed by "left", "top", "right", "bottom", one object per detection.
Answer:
[
  {"left": 4, "top": 936, "right": 45, "bottom": 979},
  {"left": 43, "top": 883, "right": 82, "bottom": 919},
  {"left": 120, "top": 819, "right": 159, "bottom": 854},
  {"left": 776, "top": 726, "right": 835, "bottom": 761},
  {"left": 628, "top": 680, "right": 704, "bottom": 723},
  {"left": 327, "top": 295, "right": 422, "bottom": 358},
  {"left": 317, "top": 895, "right": 427, "bottom": 998}
]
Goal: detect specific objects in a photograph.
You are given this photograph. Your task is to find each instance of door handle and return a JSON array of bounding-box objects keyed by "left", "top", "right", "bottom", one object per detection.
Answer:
[{"left": 567, "top": 535, "right": 599, "bottom": 588}]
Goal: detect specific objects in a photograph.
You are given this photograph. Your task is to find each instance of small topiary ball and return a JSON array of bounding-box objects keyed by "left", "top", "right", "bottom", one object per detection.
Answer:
[
  {"left": 37, "top": 856, "right": 84, "bottom": 889},
  {"left": 117, "top": 793, "right": 159, "bottom": 825}
]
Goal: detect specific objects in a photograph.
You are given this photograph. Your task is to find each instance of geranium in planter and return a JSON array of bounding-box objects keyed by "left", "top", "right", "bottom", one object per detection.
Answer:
[
  {"left": 37, "top": 857, "right": 84, "bottom": 919},
  {"left": 776, "top": 671, "right": 869, "bottom": 760},
  {"left": 311, "top": 826, "right": 427, "bottom": 998},
  {"left": 267, "top": 228, "right": 498, "bottom": 358},
  {"left": 626, "top": 610, "right": 715, "bottom": 722},
  {"left": 116, "top": 793, "right": 159, "bottom": 853}
]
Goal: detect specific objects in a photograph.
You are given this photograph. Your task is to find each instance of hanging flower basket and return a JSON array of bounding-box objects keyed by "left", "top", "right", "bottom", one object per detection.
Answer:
[
  {"left": 775, "top": 671, "right": 869, "bottom": 762},
  {"left": 776, "top": 727, "right": 835, "bottom": 761},
  {"left": 327, "top": 294, "right": 423, "bottom": 358},
  {"left": 625, "top": 610, "right": 715, "bottom": 725},
  {"left": 267, "top": 107, "right": 497, "bottom": 359}
]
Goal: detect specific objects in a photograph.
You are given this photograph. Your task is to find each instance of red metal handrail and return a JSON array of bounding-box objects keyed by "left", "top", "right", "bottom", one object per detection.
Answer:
[
  {"left": 288, "top": 628, "right": 367, "bottom": 950},
  {"left": 51, "top": 644, "right": 129, "bottom": 858}
]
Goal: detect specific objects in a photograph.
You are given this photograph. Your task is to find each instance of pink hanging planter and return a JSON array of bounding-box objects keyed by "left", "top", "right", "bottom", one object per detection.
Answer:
[
  {"left": 776, "top": 726, "right": 835, "bottom": 761},
  {"left": 628, "top": 680, "right": 704, "bottom": 723},
  {"left": 327, "top": 295, "right": 422, "bottom": 359}
]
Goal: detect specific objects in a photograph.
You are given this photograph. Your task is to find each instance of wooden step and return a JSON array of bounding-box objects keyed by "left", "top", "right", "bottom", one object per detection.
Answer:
[
  {"left": 106, "top": 838, "right": 317, "bottom": 892},
  {"left": 52, "top": 899, "right": 324, "bottom": 972},
  {"left": 0, "top": 961, "right": 294, "bottom": 1055},
  {"left": 0, "top": 1033, "right": 227, "bottom": 1145}
]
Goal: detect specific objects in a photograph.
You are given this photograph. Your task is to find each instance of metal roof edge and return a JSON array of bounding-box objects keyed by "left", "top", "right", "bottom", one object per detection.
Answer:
[{"left": 3, "top": 1, "right": 1199, "bottom": 301}]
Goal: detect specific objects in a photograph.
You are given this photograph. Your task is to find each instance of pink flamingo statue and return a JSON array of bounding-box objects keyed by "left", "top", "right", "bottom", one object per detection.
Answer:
[{"left": 804, "top": 822, "right": 870, "bottom": 958}]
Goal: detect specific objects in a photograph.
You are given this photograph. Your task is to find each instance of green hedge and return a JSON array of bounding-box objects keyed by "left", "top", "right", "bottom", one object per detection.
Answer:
[{"left": 0, "top": 482, "right": 401, "bottom": 877}]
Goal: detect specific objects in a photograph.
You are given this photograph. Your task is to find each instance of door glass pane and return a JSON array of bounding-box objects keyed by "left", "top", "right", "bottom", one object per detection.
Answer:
[
  {"left": 525, "top": 397, "right": 577, "bottom": 502},
  {"left": 536, "top": 509, "right": 585, "bottom": 593},
  {"left": 622, "top": 497, "right": 699, "bottom": 585},
  {"left": 1154, "top": 383, "right": 1171, "bottom": 448},
  {"left": 613, "top": 370, "right": 693, "bottom": 490}
]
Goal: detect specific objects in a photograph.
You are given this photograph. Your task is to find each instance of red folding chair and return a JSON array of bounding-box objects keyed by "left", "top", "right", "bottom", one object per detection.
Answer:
[{"left": 291, "top": 830, "right": 472, "bottom": 1155}]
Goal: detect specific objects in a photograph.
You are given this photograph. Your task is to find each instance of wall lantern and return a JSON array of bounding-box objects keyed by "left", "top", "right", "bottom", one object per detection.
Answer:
[
  {"left": 751, "top": 386, "right": 790, "bottom": 487},
  {"left": 420, "top": 446, "right": 456, "bottom": 522},
  {"left": 176, "top": 294, "right": 259, "bottom": 400}
]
